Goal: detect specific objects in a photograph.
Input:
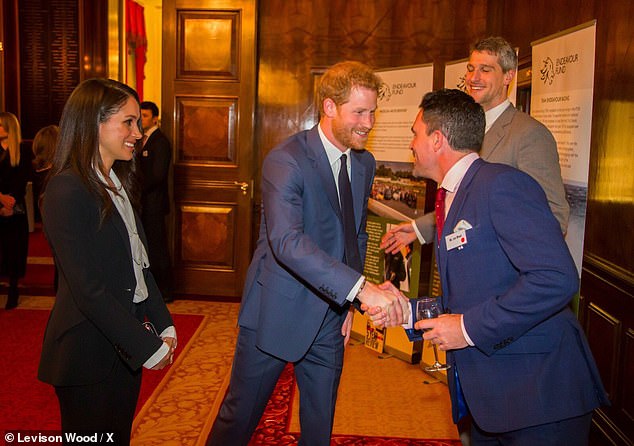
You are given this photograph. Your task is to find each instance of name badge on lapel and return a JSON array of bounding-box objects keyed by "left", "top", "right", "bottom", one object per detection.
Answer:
[{"left": 446, "top": 229, "right": 467, "bottom": 251}]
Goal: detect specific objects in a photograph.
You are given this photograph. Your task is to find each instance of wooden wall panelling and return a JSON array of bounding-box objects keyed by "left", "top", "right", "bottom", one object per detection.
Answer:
[
  {"left": 15, "top": 0, "right": 108, "bottom": 139},
  {"left": 581, "top": 256, "right": 634, "bottom": 445},
  {"left": 255, "top": 0, "right": 488, "bottom": 293},
  {"left": 80, "top": 0, "right": 108, "bottom": 80},
  {"left": 2, "top": 0, "right": 19, "bottom": 115}
]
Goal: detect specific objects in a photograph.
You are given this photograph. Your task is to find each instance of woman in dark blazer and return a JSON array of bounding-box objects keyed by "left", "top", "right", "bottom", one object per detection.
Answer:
[
  {"left": 38, "top": 78, "right": 176, "bottom": 444},
  {"left": 0, "top": 112, "right": 32, "bottom": 309}
]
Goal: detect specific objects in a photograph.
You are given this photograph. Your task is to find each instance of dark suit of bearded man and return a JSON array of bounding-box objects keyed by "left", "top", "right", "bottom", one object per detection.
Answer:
[
  {"left": 208, "top": 61, "right": 406, "bottom": 446},
  {"left": 208, "top": 124, "right": 375, "bottom": 445}
]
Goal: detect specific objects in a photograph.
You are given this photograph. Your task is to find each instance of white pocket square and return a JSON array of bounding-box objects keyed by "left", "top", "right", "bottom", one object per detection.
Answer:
[{"left": 453, "top": 219, "right": 473, "bottom": 232}]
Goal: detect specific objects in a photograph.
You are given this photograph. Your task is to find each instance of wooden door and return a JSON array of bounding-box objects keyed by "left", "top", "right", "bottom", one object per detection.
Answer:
[{"left": 162, "top": 0, "right": 256, "bottom": 298}]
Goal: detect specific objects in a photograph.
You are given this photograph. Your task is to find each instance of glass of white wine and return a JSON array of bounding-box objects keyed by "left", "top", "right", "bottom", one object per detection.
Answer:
[{"left": 417, "top": 297, "right": 451, "bottom": 372}]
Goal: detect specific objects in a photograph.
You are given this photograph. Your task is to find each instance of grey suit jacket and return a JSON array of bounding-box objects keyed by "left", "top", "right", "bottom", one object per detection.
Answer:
[{"left": 415, "top": 104, "right": 569, "bottom": 241}]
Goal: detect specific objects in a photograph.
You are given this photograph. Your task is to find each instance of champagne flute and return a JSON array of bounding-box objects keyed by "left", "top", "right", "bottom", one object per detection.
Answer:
[{"left": 417, "top": 297, "right": 451, "bottom": 372}]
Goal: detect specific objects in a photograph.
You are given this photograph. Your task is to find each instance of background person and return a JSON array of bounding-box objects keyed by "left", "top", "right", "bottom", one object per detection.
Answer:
[
  {"left": 38, "top": 78, "right": 176, "bottom": 444},
  {"left": 138, "top": 101, "right": 173, "bottom": 303},
  {"left": 381, "top": 36, "right": 569, "bottom": 255},
  {"left": 0, "top": 111, "right": 33, "bottom": 310},
  {"left": 31, "top": 124, "right": 60, "bottom": 223},
  {"left": 31, "top": 124, "right": 61, "bottom": 291}
]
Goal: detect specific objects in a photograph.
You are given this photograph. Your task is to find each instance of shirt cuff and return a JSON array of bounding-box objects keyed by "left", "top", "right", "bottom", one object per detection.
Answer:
[
  {"left": 460, "top": 315, "right": 475, "bottom": 346},
  {"left": 346, "top": 276, "right": 366, "bottom": 302},
  {"left": 143, "top": 341, "right": 169, "bottom": 369},
  {"left": 402, "top": 301, "right": 414, "bottom": 329},
  {"left": 160, "top": 325, "right": 177, "bottom": 348},
  {"left": 411, "top": 221, "right": 427, "bottom": 245},
  {"left": 143, "top": 325, "right": 177, "bottom": 369}
]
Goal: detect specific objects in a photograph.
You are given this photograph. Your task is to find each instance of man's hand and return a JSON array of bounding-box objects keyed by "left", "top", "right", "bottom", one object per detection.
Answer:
[
  {"left": 377, "top": 280, "right": 411, "bottom": 323},
  {"left": 380, "top": 222, "right": 417, "bottom": 254},
  {"left": 358, "top": 281, "right": 407, "bottom": 328},
  {"left": 341, "top": 308, "right": 354, "bottom": 346},
  {"left": 415, "top": 314, "right": 468, "bottom": 351}
]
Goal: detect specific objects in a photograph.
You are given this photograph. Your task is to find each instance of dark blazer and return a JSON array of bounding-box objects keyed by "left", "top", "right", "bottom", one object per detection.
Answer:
[
  {"left": 437, "top": 158, "right": 608, "bottom": 432},
  {"left": 414, "top": 104, "right": 569, "bottom": 241},
  {"left": 38, "top": 170, "right": 173, "bottom": 386},
  {"left": 237, "top": 125, "right": 375, "bottom": 362},
  {"left": 138, "top": 128, "right": 171, "bottom": 216}
]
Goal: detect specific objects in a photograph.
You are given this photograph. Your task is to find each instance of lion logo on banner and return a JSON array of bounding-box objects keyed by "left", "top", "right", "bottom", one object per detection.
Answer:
[
  {"left": 378, "top": 82, "right": 392, "bottom": 102},
  {"left": 540, "top": 57, "right": 555, "bottom": 85}
]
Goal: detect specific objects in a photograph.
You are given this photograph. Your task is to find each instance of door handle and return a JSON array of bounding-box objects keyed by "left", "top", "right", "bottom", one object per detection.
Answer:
[{"left": 234, "top": 181, "right": 249, "bottom": 196}]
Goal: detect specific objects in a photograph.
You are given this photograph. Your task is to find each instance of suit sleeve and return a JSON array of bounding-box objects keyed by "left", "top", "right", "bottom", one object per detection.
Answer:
[
  {"left": 414, "top": 211, "right": 436, "bottom": 244},
  {"left": 514, "top": 119, "right": 570, "bottom": 233},
  {"left": 261, "top": 150, "right": 360, "bottom": 306},
  {"left": 43, "top": 175, "right": 164, "bottom": 370},
  {"left": 462, "top": 170, "right": 578, "bottom": 356}
]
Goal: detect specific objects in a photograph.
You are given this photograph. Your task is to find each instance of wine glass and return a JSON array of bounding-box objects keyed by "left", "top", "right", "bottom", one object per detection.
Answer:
[{"left": 417, "top": 297, "right": 451, "bottom": 372}]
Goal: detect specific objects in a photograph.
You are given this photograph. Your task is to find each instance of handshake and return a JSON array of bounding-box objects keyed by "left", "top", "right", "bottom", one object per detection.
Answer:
[{"left": 356, "top": 280, "right": 410, "bottom": 329}]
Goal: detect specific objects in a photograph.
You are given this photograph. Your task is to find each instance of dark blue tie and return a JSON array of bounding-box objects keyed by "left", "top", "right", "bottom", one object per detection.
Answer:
[{"left": 339, "top": 154, "right": 362, "bottom": 272}]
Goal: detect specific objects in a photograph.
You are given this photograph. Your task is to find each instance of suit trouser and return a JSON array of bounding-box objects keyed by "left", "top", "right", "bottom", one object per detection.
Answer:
[
  {"left": 55, "top": 358, "right": 142, "bottom": 445},
  {"left": 141, "top": 212, "right": 172, "bottom": 300},
  {"left": 208, "top": 306, "right": 346, "bottom": 446},
  {"left": 468, "top": 411, "right": 593, "bottom": 446}
]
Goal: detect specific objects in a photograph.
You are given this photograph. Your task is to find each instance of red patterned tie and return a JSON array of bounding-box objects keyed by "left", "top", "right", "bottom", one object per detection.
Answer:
[{"left": 435, "top": 187, "right": 446, "bottom": 242}]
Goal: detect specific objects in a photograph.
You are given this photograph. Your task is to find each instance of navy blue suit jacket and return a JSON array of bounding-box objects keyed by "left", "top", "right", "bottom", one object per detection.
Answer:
[
  {"left": 237, "top": 125, "right": 375, "bottom": 362},
  {"left": 422, "top": 158, "right": 608, "bottom": 432}
]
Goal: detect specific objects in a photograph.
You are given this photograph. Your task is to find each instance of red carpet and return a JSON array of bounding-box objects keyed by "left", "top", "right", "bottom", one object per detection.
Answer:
[
  {"left": 0, "top": 308, "right": 203, "bottom": 431},
  {"left": 3, "top": 225, "right": 56, "bottom": 294},
  {"left": 246, "top": 365, "right": 461, "bottom": 446}
]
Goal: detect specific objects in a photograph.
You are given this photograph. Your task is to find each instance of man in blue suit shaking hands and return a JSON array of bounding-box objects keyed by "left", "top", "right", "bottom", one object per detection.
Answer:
[
  {"left": 208, "top": 61, "right": 408, "bottom": 446},
  {"left": 399, "top": 89, "right": 608, "bottom": 445}
]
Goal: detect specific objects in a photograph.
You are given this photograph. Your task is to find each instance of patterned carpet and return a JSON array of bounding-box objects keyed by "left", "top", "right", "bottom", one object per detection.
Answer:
[
  {"left": 4, "top": 226, "right": 458, "bottom": 445},
  {"left": 4, "top": 295, "right": 460, "bottom": 445}
]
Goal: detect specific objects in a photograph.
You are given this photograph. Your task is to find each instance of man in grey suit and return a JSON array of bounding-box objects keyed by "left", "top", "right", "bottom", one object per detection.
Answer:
[
  {"left": 208, "top": 61, "right": 407, "bottom": 446},
  {"left": 381, "top": 36, "right": 569, "bottom": 253}
]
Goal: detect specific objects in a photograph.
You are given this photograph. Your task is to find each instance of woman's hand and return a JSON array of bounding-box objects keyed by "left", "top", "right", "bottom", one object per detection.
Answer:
[
  {"left": 0, "top": 193, "right": 15, "bottom": 210},
  {"left": 151, "top": 338, "right": 176, "bottom": 370}
]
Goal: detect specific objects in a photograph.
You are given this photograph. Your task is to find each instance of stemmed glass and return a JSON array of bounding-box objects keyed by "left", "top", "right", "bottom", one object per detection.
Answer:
[{"left": 417, "top": 297, "right": 451, "bottom": 372}]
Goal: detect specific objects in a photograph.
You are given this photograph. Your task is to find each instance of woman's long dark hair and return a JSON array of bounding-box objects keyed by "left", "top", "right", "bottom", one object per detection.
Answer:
[{"left": 47, "top": 78, "right": 142, "bottom": 224}]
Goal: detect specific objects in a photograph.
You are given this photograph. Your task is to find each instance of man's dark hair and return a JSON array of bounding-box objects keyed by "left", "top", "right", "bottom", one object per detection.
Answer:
[
  {"left": 141, "top": 101, "right": 159, "bottom": 117},
  {"left": 419, "top": 89, "right": 485, "bottom": 152}
]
